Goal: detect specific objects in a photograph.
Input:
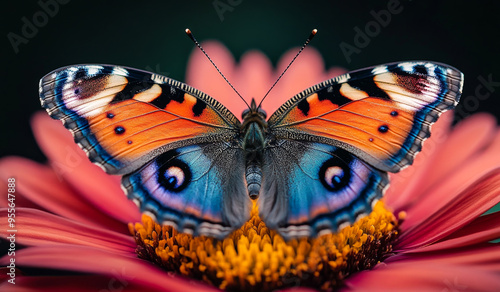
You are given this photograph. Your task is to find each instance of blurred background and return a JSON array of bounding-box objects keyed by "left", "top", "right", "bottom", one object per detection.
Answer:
[{"left": 2, "top": 0, "right": 500, "bottom": 162}]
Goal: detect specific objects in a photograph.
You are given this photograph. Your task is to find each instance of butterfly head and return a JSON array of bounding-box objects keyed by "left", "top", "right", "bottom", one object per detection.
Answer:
[
  {"left": 241, "top": 98, "right": 267, "bottom": 128},
  {"left": 241, "top": 98, "right": 268, "bottom": 155}
]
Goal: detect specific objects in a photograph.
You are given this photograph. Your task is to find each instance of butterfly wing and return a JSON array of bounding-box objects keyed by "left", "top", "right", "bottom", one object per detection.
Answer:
[
  {"left": 39, "top": 65, "right": 240, "bottom": 175},
  {"left": 267, "top": 61, "right": 463, "bottom": 172},
  {"left": 261, "top": 61, "right": 463, "bottom": 238},
  {"left": 122, "top": 143, "right": 249, "bottom": 237},
  {"left": 39, "top": 65, "right": 250, "bottom": 237},
  {"left": 260, "top": 141, "right": 388, "bottom": 239}
]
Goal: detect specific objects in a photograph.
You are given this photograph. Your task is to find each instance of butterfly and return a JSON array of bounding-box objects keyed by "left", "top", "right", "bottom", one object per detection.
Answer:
[{"left": 39, "top": 60, "right": 463, "bottom": 240}]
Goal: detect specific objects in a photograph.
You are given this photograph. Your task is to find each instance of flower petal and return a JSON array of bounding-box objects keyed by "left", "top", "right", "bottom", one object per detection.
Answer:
[
  {"left": 387, "top": 243, "right": 500, "bottom": 268},
  {"left": 0, "top": 157, "right": 124, "bottom": 231},
  {"left": 420, "top": 114, "right": 497, "bottom": 189},
  {"left": 397, "top": 169, "right": 500, "bottom": 250},
  {"left": 0, "top": 167, "right": 39, "bottom": 210},
  {"left": 397, "top": 126, "right": 500, "bottom": 231},
  {"left": 344, "top": 261, "right": 500, "bottom": 292},
  {"left": 186, "top": 41, "right": 238, "bottom": 114},
  {"left": 0, "top": 246, "right": 219, "bottom": 292},
  {"left": 31, "top": 112, "right": 141, "bottom": 224},
  {"left": 0, "top": 207, "right": 135, "bottom": 254},
  {"left": 385, "top": 110, "right": 454, "bottom": 210},
  {"left": 280, "top": 287, "right": 319, "bottom": 292},
  {"left": 405, "top": 211, "right": 500, "bottom": 253},
  {"left": 267, "top": 47, "right": 326, "bottom": 113},
  {"left": 235, "top": 49, "right": 273, "bottom": 114},
  {"left": 0, "top": 275, "right": 150, "bottom": 292}
]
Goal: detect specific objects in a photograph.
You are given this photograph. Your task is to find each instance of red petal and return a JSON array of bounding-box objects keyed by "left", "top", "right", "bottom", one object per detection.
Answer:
[
  {"left": 0, "top": 275, "right": 152, "bottom": 292},
  {"left": 388, "top": 114, "right": 497, "bottom": 214},
  {"left": 264, "top": 47, "right": 326, "bottom": 114},
  {"left": 387, "top": 243, "right": 500, "bottom": 268},
  {"left": 397, "top": 127, "right": 500, "bottom": 231},
  {"left": 384, "top": 111, "right": 454, "bottom": 210},
  {"left": 31, "top": 112, "right": 141, "bottom": 224},
  {"left": 344, "top": 261, "right": 500, "bottom": 292},
  {"left": 279, "top": 287, "right": 319, "bottom": 292},
  {"left": 397, "top": 169, "right": 500, "bottom": 250},
  {"left": 234, "top": 50, "right": 273, "bottom": 114},
  {"left": 409, "top": 211, "right": 500, "bottom": 252},
  {"left": 420, "top": 114, "right": 497, "bottom": 190},
  {"left": 186, "top": 41, "right": 238, "bottom": 115},
  {"left": 0, "top": 207, "right": 135, "bottom": 254},
  {"left": 0, "top": 246, "right": 220, "bottom": 292},
  {"left": 0, "top": 168, "right": 39, "bottom": 210},
  {"left": 0, "top": 157, "right": 124, "bottom": 231}
]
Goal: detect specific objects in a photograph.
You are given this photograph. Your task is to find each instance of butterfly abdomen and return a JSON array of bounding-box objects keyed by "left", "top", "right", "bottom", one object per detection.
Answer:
[
  {"left": 243, "top": 123, "right": 265, "bottom": 199},
  {"left": 246, "top": 163, "right": 262, "bottom": 199},
  {"left": 241, "top": 100, "right": 268, "bottom": 199}
]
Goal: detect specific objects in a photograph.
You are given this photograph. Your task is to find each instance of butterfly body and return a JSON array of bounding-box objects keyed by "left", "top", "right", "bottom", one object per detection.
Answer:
[
  {"left": 40, "top": 61, "right": 463, "bottom": 239},
  {"left": 240, "top": 99, "right": 268, "bottom": 198}
]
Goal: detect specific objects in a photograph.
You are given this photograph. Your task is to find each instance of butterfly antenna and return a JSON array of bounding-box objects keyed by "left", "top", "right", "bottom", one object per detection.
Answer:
[
  {"left": 257, "top": 29, "right": 318, "bottom": 109},
  {"left": 185, "top": 28, "right": 250, "bottom": 109}
]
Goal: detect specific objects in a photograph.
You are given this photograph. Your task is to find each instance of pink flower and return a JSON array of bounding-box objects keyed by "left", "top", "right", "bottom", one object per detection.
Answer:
[{"left": 1, "top": 41, "right": 499, "bottom": 291}]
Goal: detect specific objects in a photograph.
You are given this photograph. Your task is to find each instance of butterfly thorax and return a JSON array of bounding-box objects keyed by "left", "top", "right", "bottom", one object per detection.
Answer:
[
  {"left": 241, "top": 99, "right": 267, "bottom": 152},
  {"left": 241, "top": 99, "right": 267, "bottom": 199}
]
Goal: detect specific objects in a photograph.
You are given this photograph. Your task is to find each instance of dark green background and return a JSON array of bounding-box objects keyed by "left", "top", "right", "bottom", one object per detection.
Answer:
[{"left": 2, "top": 0, "right": 500, "bottom": 161}]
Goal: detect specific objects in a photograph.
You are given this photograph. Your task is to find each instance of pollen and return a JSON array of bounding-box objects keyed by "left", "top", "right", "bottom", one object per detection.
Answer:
[{"left": 129, "top": 201, "right": 400, "bottom": 291}]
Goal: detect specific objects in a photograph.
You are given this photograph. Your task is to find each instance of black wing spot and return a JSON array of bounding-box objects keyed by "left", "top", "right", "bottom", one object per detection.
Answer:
[
  {"left": 74, "top": 68, "right": 87, "bottom": 80},
  {"left": 319, "top": 149, "right": 353, "bottom": 192},
  {"left": 112, "top": 78, "right": 154, "bottom": 103},
  {"left": 106, "top": 112, "right": 115, "bottom": 119},
  {"left": 317, "top": 84, "right": 352, "bottom": 106},
  {"left": 414, "top": 65, "right": 428, "bottom": 75},
  {"left": 114, "top": 126, "right": 125, "bottom": 134},
  {"left": 378, "top": 125, "right": 389, "bottom": 133},
  {"left": 192, "top": 98, "right": 207, "bottom": 117},
  {"left": 390, "top": 110, "right": 398, "bottom": 117},
  {"left": 156, "top": 150, "right": 192, "bottom": 193},
  {"left": 297, "top": 99, "right": 310, "bottom": 116},
  {"left": 348, "top": 72, "right": 391, "bottom": 100},
  {"left": 151, "top": 84, "right": 185, "bottom": 109}
]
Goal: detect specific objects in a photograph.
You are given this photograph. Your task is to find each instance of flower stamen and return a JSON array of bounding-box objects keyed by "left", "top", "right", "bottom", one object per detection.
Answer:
[{"left": 129, "top": 201, "right": 400, "bottom": 291}]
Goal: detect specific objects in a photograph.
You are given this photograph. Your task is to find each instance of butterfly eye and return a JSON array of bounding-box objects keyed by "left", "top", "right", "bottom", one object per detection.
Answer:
[
  {"left": 157, "top": 159, "right": 191, "bottom": 192},
  {"left": 319, "top": 159, "right": 352, "bottom": 192},
  {"left": 242, "top": 108, "right": 250, "bottom": 119},
  {"left": 257, "top": 108, "right": 267, "bottom": 119}
]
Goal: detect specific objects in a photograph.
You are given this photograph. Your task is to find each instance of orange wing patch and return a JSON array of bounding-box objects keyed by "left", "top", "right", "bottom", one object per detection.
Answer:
[
  {"left": 279, "top": 96, "right": 416, "bottom": 164},
  {"left": 87, "top": 93, "right": 230, "bottom": 163}
]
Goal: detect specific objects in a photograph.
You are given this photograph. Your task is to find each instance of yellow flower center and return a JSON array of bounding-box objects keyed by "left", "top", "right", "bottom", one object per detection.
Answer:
[{"left": 129, "top": 201, "right": 401, "bottom": 291}]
